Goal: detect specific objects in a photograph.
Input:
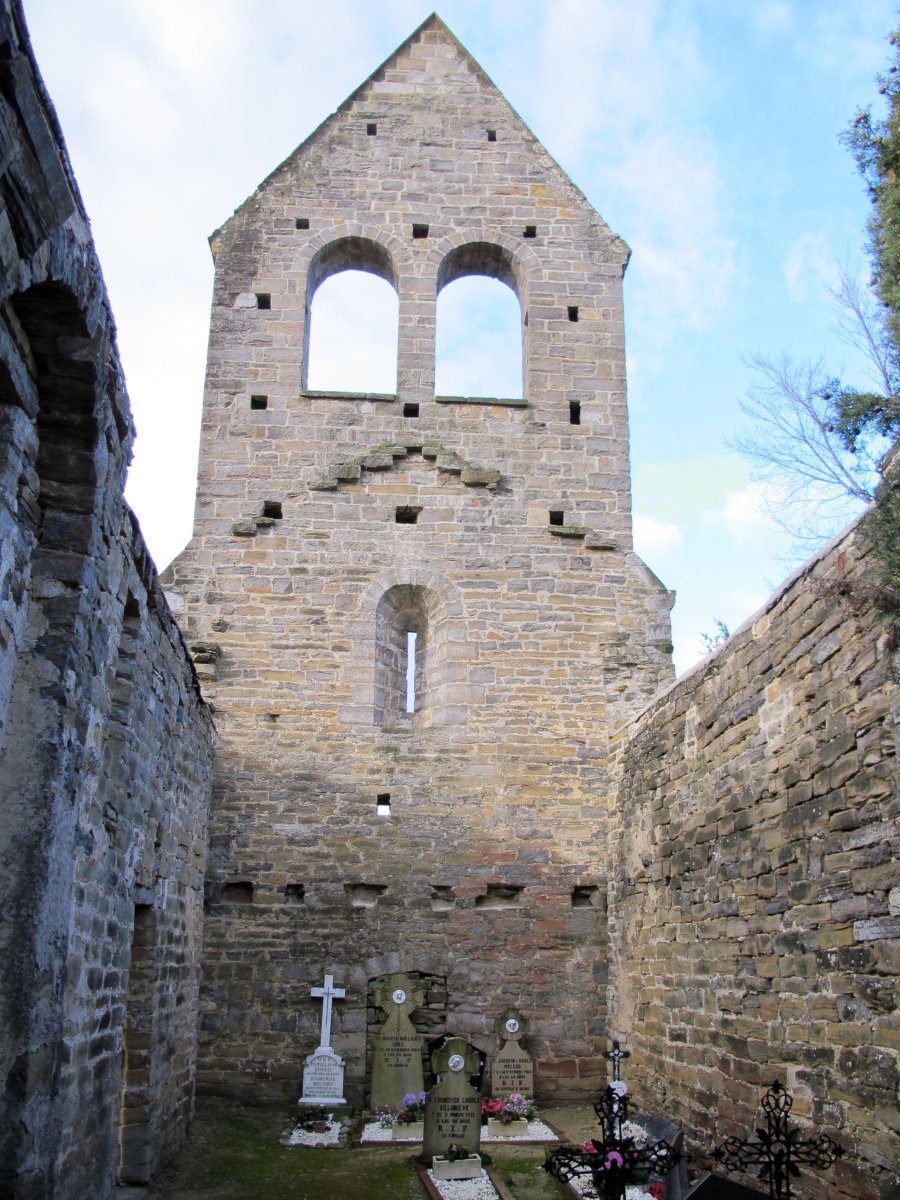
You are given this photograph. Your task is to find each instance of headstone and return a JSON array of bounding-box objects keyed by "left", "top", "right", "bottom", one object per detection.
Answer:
[
  {"left": 422, "top": 1036, "right": 482, "bottom": 1162},
  {"left": 369, "top": 971, "right": 425, "bottom": 1112},
  {"left": 300, "top": 973, "right": 347, "bottom": 1106},
  {"left": 491, "top": 1007, "right": 533, "bottom": 1097}
]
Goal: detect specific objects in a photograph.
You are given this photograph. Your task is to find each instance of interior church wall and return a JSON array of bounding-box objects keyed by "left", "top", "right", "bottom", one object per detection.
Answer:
[
  {"left": 163, "top": 17, "right": 675, "bottom": 1108},
  {"left": 609, "top": 525, "right": 899, "bottom": 1200},
  {"left": 0, "top": 4, "right": 214, "bottom": 1196}
]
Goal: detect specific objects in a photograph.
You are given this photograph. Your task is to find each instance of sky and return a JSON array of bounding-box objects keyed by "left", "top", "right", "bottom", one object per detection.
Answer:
[{"left": 22, "top": 0, "right": 897, "bottom": 674}]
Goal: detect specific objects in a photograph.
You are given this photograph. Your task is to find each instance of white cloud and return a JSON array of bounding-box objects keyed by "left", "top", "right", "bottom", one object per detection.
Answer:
[
  {"left": 633, "top": 514, "right": 684, "bottom": 563},
  {"left": 703, "top": 481, "right": 784, "bottom": 541}
]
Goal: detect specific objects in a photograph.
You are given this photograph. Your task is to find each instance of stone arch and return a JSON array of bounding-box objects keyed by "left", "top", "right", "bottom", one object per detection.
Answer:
[{"left": 303, "top": 233, "right": 403, "bottom": 391}]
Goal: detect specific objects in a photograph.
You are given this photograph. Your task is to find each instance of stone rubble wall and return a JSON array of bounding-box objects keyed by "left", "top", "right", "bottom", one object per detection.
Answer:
[
  {"left": 166, "top": 17, "right": 674, "bottom": 1106},
  {"left": 0, "top": 4, "right": 214, "bottom": 1197},
  {"left": 609, "top": 527, "right": 899, "bottom": 1200}
]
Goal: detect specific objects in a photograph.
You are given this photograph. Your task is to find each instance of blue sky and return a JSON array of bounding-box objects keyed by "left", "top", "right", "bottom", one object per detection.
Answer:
[{"left": 24, "top": 0, "right": 896, "bottom": 672}]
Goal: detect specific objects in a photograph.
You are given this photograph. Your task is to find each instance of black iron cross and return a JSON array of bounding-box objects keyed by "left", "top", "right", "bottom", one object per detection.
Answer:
[
  {"left": 604, "top": 1039, "right": 630, "bottom": 1082},
  {"left": 545, "top": 1082, "right": 680, "bottom": 1200},
  {"left": 714, "top": 1081, "right": 843, "bottom": 1200}
]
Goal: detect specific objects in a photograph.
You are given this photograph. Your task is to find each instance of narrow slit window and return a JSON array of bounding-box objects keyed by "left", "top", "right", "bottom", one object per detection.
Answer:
[
  {"left": 262, "top": 501, "right": 282, "bottom": 520},
  {"left": 406, "top": 631, "right": 417, "bottom": 713},
  {"left": 412, "top": 224, "right": 429, "bottom": 239},
  {"left": 569, "top": 401, "right": 581, "bottom": 426},
  {"left": 250, "top": 394, "right": 268, "bottom": 410},
  {"left": 376, "top": 793, "right": 391, "bottom": 816},
  {"left": 523, "top": 225, "right": 537, "bottom": 239},
  {"left": 255, "top": 292, "right": 271, "bottom": 310},
  {"left": 487, "top": 129, "right": 497, "bottom": 142},
  {"left": 568, "top": 306, "right": 579, "bottom": 322},
  {"left": 403, "top": 402, "right": 419, "bottom": 418},
  {"left": 295, "top": 217, "right": 310, "bottom": 230},
  {"left": 549, "top": 510, "right": 564, "bottom": 526},
  {"left": 366, "top": 123, "right": 377, "bottom": 136}
]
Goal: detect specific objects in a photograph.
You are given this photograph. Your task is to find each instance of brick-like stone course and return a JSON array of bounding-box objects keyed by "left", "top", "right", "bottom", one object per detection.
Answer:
[
  {"left": 609, "top": 529, "right": 899, "bottom": 1200},
  {"left": 0, "top": 5, "right": 214, "bottom": 1196},
  {"left": 166, "top": 15, "right": 673, "bottom": 1106}
]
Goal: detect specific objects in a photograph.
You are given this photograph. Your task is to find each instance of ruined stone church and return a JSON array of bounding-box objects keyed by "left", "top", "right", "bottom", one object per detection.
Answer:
[{"left": 0, "top": 6, "right": 896, "bottom": 1198}]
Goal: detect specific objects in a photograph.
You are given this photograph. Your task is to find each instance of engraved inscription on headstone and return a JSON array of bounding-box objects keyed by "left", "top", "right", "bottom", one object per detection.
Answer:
[
  {"left": 300, "top": 973, "right": 347, "bottom": 1105},
  {"left": 369, "top": 971, "right": 425, "bottom": 1112},
  {"left": 422, "top": 1036, "right": 482, "bottom": 1162},
  {"left": 492, "top": 1007, "right": 534, "bottom": 1097},
  {"left": 302, "top": 1049, "right": 345, "bottom": 1101}
]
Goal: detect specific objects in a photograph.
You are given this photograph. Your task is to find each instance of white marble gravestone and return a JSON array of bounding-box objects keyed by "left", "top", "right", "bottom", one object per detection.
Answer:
[{"left": 300, "top": 973, "right": 347, "bottom": 1106}]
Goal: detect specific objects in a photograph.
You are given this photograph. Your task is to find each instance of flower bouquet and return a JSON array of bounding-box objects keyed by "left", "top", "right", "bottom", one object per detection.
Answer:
[
  {"left": 482, "top": 1092, "right": 537, "bottom": 1135},
  {"left": 381, "top": 1091, "right": 427, "bottom": 1140}
]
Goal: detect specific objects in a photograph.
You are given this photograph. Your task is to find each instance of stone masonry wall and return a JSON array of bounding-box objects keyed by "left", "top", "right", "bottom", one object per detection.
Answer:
[
  {"left": 0, "top": 5, "right": 215, "bottom": 1197},
  {"left": 166, "top": 16, "right": 673, "bottom": 1106},
  {"left": 609, "top": 527, "right": 899, "bottom": 1200}
]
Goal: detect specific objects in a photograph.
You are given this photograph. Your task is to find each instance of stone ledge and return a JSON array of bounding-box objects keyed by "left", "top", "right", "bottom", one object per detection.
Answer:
[
  {"left": 435, "top": 394, "right": 529, "bottom": 407},
  {"left": 549, "top": 525, "right": 587, "bottom": 539},
  {"left": 301, "top": 390, "right": 396, "bottom": 402}
]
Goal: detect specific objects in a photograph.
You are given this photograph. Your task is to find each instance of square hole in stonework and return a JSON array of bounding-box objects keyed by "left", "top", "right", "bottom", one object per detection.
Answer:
[
  {"left": 549, "top": 510, "right": 564, "bottom": 526},
  {"left": 222, "top": 881, "right": 254, "bottom": 905},
  {"left": 295, "top": 217, "right": 310, "bottom": 229},
  {"left": 412, "top": 224, "right": 429, "bottom": 239},
  {"left": 395, "top": 505, "right": 421, "bottom": 524},
  {"left": 523, "top": 225, "right": 537, "bottom": 239},
  {"left": 255, "top": 292, "right": 271, "bottom": 310},
  {"left": 284, "top": 884, "right": 305, "bottom": 904},
  {"left": 345, "top": 882, "right": 387, "bottom": 908},
  {"left": 475, "top": 884, "right": 524, "bottom": 909},
  {"left": 568, "top": 306, "right": 579, "bottom": 322},
  {"left": 366, "top": 123, "right": 377, "bottom": 136},
  {"left": 376, "top": 793, "right": 391, "bottom": 816},
  {"left": 262, "top": 501, "right": 283, "bottom": 520},
  {"left": 572, "top": 885, "right": 599, "bottom": 908},
  {"left": 250, "top": 394, "right": 268, "bottom": 410},
  {"left": 403, "top": 403, "right": 420, "bottom": 418},
  {"left": 569, "top": 402, "right": 581, "bottom": 426},
  {"left": 431, "top": 885, "right": 455, "bottom": 912},
  {"left": 487, "top": 129, "right": 497, "bottom": 142}
]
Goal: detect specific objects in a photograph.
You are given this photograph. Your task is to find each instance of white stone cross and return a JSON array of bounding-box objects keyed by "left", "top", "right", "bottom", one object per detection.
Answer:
[{"left": 310, "top": 973, "right": 345, "bottom": 1050}]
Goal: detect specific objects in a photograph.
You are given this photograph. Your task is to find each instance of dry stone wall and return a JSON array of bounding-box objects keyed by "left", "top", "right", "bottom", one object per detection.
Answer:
[
  {"left": 609, "top": 528, "right": 899, "bottom": 1200},
  {"left": 166, "top": 16, "right": 673, "bottom": 1106},
  {"left": 0, "top": 5, "right": 214, "bottom": 1197}
]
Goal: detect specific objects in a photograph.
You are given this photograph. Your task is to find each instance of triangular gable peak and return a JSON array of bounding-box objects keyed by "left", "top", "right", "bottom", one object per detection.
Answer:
[{"left": 212, "top": 14, "right": 627, "bottom": 263}]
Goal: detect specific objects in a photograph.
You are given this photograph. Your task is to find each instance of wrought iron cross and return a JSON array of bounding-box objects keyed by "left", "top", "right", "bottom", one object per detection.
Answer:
[
  {"left": 714, "top": 1081, "right": 843, "bottom": 1200},
  {"left": 604, "top": 1039, "right": 630, "bottom": 1082},
  {"left": 545, "top": 1082, "right": 680, "bottom": 1200}
]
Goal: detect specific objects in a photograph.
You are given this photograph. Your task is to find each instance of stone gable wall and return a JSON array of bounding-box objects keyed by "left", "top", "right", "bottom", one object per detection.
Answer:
[
  {"left": 609, "top": 528, "right": 899, "bottom": 1200},
  {"left": 166, "top": 17, "right": 673, "bottom": 1105},
  {"left": 0, "top": 5, "right": 214, "bottom": 1196}
]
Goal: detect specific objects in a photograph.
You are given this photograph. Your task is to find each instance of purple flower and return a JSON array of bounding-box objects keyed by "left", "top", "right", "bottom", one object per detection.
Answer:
[{"left": 604, "top": 1151, "right": 624, "bottom": 1170}]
